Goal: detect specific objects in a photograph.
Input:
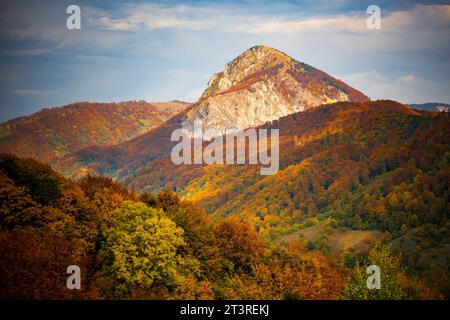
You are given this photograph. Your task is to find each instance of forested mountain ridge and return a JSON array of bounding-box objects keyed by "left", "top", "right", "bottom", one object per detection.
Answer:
[
  {"left": 0, "top": 100, "right": 189, "bottom": 163},
  {"left": 110, "top": 99, "right": 449, "bottom": 288},
  {"left": 0, "top": 153, "right": 444, "bottom": 299},
  {"left": 51, "top": 98, "right": 450, "bottom": 286}
]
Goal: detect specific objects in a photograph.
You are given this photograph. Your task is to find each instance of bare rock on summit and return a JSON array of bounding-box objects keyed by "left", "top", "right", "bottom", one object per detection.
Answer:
[{"left": 182, "top": 45, "right": 369, "bottom": 134}]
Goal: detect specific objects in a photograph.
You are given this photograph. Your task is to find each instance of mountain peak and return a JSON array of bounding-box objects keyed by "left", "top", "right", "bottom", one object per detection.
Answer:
[
  {"left": 241, "top": 45, "right": 291, "bottom": 62},
  {"left": 201, "top": 45, "right": 292, "bottom": 99},
  {"left": 184, "top": 45, "right": 369, "bottom": 134},
  {"left": 225, "top": 45, "right": 292, "bottom": 75},
  {"left": 244, "top": 45, "right": 294, "bottom": 64}
]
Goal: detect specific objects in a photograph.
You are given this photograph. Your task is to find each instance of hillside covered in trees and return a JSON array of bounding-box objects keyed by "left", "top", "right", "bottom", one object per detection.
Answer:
[
  {"left": 0, "top": 100, "right": 189, "bottom": 163},
  {"left": 95, "top": 100, "right": 448, "bottom": 266},
  {"left": 0, "top": 153, "right": 444, "bottom": 299}
]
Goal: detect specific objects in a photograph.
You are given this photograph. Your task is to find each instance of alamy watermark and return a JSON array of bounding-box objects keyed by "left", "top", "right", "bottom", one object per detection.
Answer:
[
  {"left": 367, "top": 5, "right": 381, "bottom": 30},
  {"left": 171, "top": 121, "right": 279, "bottom": 175},
  {"left": 367, "top": 265, "right": 381, "bottom": 289},
  {"left": 66, "top": 5, "right": 81, "bottom": 30},
  {"left": 66, "top": 265, "right": 81, "bottom": 290}
]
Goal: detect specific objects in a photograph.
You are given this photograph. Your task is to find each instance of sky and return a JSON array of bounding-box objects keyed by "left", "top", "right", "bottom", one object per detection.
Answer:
[{"left": 0, "top": 0, "right": 449, "bottom": 121}]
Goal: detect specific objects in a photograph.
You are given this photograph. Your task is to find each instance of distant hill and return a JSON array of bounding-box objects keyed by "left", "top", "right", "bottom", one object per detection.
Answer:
[
  {"left": 408, "top": 102, "right": 450, "bottom": 112},
  {"left": 0, "top": 100, "right": 190, "bottom": 163}
]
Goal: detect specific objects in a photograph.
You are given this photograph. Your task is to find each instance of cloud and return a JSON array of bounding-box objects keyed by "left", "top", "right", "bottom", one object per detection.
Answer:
[
  {"left": 84, "top": 3, "right": 450, "bottom": 36},
  {"left": 87, "top": 3, "right": 217, "bottom": 32},
  {"left": 15, "top": 89, "right": 56, "bottom": 96},
  {"left": 339, "top": 70, "right": 450, "bottom": 103},
  {"left": 0, "top": 48, "right": 53, "bottom": 56},
  {"left": 399, "top": 74, "right": 415, "bottom": 83},
  {"left": 226, "top": 15, "right": 363, "bottom": 34},
  {"left": 90, "top": 17, "right": 135, "bottom": 31},
  {"left": 2, "top": 2, "right": 449, "bottom": 54},
  {"left": 87, "top": 3, "right": 369, "bottom": 35},
  {"left": 339, "top": 71, "right": 386, "bottom": 87},
  {"left": 383, "top": 4, "right": 450, "bottom": 30}
]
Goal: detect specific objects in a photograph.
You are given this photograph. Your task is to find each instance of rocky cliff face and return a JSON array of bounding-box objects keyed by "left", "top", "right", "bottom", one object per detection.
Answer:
[{"left": 182, "top": 45, "right": 368, "bottom": 134}]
